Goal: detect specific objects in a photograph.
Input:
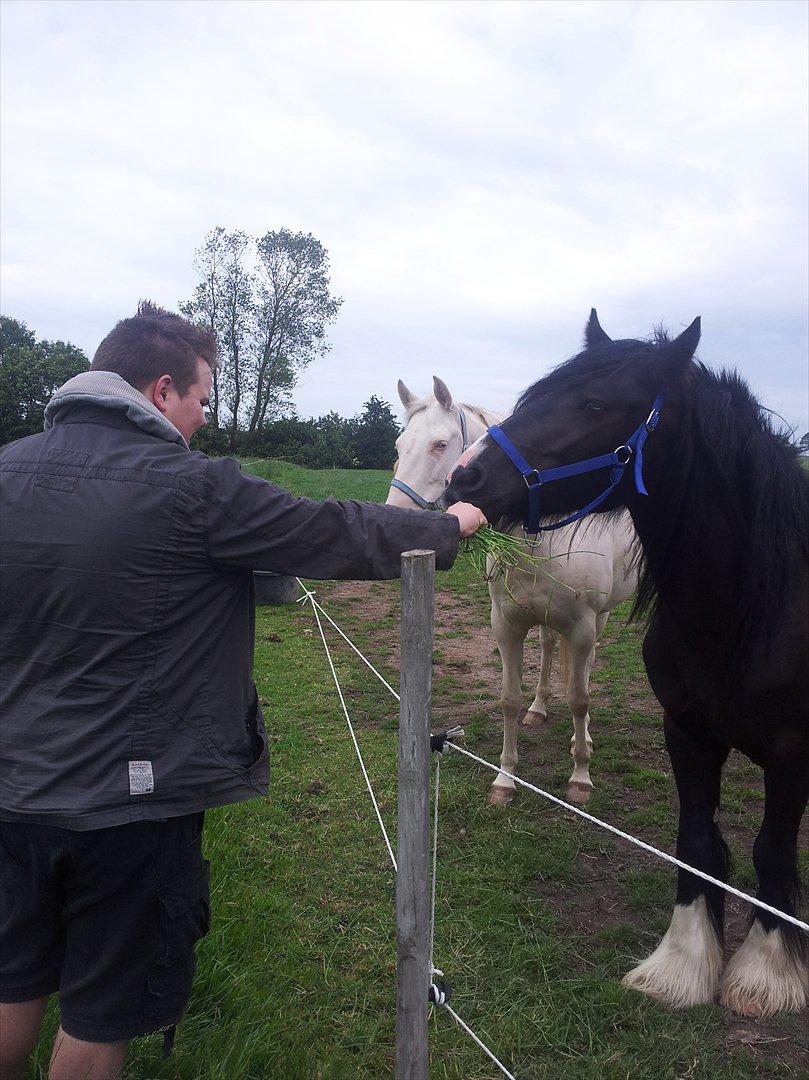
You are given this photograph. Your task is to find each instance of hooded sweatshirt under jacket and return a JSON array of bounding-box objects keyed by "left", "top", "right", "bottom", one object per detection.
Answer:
[{"left": 0, "top": 372, "right": 459, "bottom": 829}]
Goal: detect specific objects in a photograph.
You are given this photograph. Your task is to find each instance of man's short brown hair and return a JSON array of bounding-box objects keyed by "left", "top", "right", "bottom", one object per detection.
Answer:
[{"left": 91, "top": 301, "right": 218, "bottom": 395}]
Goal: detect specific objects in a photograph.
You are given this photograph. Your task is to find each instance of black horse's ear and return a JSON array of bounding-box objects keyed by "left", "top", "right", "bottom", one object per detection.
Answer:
[
  {"left": 655, "top": 317, "right": 701, "bottom": 377},
  {"left": 672, "top": 316, "right": 701, "bottom": 357},
  {"left": 584, "top": 308, "right": 611, "bottom": 348}
]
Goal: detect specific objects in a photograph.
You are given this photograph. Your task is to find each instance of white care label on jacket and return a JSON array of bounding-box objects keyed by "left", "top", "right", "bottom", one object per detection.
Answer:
[{"left": 129, "top": 760, "right": 154, "bottom": 795}]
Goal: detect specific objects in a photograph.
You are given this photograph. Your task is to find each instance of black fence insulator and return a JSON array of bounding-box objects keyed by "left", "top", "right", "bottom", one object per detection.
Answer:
[
  {"left": 430, "top": 725, "right": 464, "bottom": 754},
  {"left": 428, "top": 979, "right": 452, "bottom": 1006}
]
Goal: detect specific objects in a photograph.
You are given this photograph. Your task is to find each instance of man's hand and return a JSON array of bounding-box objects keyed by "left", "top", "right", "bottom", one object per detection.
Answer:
[{"left": 445, "top": 501, "right": 488, "bottom": 539}]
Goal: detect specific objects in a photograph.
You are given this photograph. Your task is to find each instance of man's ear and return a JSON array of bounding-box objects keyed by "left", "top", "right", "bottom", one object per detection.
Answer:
[{"left": 147, "top": 374, "right": 173, "bottom": 414}]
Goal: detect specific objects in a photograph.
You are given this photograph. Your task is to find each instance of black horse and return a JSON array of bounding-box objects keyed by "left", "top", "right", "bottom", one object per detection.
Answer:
[{"left": 445, "top": 311, "right": 808, "bottom": 1017}]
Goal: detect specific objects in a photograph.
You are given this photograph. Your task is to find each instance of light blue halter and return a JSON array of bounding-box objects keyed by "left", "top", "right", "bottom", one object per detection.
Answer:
[{"left": 390, "top": 408, "right": 470, "bottom": 510}]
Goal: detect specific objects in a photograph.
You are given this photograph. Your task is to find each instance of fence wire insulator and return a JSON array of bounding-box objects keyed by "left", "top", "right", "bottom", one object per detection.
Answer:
[
  {"left": 429, "top": 979, "right": 452, "bottom": 1006},
  {"left": 430, "top": 726, "right": 464, "bottom": 754}
]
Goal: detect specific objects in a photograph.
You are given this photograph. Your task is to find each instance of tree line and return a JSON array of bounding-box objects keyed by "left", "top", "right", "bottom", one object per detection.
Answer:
[
  {"left": 192, "top": 395, "right": 400, "bottom": 469},
  {"left": 0, "top": 316, "right": 89, "bottom": 445},
  {"left": 0, "top": 314, "right": 400, "bottom": 468}
]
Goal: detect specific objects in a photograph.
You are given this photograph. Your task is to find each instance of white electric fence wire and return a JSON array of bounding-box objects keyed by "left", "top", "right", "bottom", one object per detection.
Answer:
[
  {"left": 297, "top": 582, "right": 400, "bottom": 701},
  {"left": 299, "top": 589, "right": 516, "bottom": 1079},
  {"left": 440, "top": 1004, "right": 518, "bottom": 1080},
  {"left": 297, "top": 591, "right": 804, "bottom": 1075},
  {"left": 306, "top": 594, "right": 398, "bottom": 872},
  {"left": 446, "top": 743, "right": 809, "bottom": 934},
  {"left": 429, "top": 757, "right": 441, "bottom": 976}
]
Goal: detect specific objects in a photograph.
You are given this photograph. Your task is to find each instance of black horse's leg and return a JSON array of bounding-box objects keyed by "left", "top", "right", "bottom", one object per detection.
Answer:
[
  {"left": 721, "top": 743, "right": 809, "bottom": 1016},
  {"left": 623, "top": 712, "right": 730, "bottom": 1007}
]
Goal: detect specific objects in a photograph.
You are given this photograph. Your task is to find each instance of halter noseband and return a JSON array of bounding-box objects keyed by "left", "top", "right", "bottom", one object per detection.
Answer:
[
  {"left": 390, "top": 407, "right": 469, "bottom": 510},
  {"left": 487, "top": 393, "right": 664, "bottom": 534}
]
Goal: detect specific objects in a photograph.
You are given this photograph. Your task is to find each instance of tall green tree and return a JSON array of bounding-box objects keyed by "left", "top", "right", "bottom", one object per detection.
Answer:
[
  {"left": 0, "top": 316, "right": 89, "bottom": 445},
  {"left": 182, "top": 227, "right": 342, "bottom": 448},
  {"left": 250, "top": 229, "right": 342, "bottom": 431},
  {"left": 350, "top": 396, "right": 401, "bottom": 469},
  {"left": 181, "top": 228, "right": 254, "bottom": 442}
]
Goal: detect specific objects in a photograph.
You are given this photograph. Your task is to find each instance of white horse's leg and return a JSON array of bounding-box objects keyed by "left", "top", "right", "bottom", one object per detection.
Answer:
[
  {"left": 489, "top": 604, "right": 525, "bottom": 806},
  {"left": 523, "top": 627, "right": 557, "bottom": 727},
  {"left": 564, "top": 619, "right": 600, "bottom": 805}
]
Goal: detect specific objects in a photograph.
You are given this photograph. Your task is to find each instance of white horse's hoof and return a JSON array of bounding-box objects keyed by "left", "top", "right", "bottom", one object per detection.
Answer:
[
  {"left": 622, "top": 898, "right": 723, "bottom": 1008},
  {"left": 565, "top": 780, "right": 593, "bottom": 805},
  {"left": 720, "top": 922, "right": 808, "bottom": 1018},
  {"left": 487, "top": 785, "right": 514, "bottom": 806},
  {"left": 522, "top": 709, "right": 547, "bottom": 727}
]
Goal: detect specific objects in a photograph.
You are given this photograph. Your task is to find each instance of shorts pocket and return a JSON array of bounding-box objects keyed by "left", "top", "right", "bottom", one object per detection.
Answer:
[{"left": 148, "top": 861, "right": 211, "bottom": 1001}]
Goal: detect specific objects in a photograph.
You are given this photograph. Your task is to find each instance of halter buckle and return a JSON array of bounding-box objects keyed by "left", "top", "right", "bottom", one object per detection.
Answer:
[
  {"left": 523, "top": 469, "right": 541, "bottom": 488},
  {"left": 613, "top": 444, "right": 632, "bottom": 465},
  {"left": 645, "top": 407, "right": 660, "bottom": 432}
]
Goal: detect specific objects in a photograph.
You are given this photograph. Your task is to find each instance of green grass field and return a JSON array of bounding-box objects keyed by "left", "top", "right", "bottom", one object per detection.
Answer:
[{"left": 24, "top": 459, "right": 807, "bottom": 1079}]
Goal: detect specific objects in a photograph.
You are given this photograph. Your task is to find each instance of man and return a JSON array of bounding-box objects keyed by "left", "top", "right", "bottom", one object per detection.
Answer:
[{"left": 0, "top": 301, "right": 486, "bottom": 1079}]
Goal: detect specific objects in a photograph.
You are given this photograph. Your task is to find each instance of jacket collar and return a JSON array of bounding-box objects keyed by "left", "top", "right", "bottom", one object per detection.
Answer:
[{"left": 44, "top": 371, "right": 188, "bottom": 449}]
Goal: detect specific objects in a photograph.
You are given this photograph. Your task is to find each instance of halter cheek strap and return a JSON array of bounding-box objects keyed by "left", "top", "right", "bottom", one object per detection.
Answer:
[
  {"left": 487, "top": 393, "right": 664, "bottom": 534},
  {"left": 390, "top": 407, "right": 470, "bottom": 511},
  {"left": 389, "top": 476, "right": 434, "bottom": 509}
]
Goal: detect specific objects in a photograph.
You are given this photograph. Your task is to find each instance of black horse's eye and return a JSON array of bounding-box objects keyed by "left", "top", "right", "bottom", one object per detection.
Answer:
[{"left": 583, "top": 399, "right": 606, "bottom": 413}]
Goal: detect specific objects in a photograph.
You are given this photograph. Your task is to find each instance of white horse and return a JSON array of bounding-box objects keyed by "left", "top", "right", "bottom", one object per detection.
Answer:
[{"left": 388, "top": 376, "right": 639, "bottom": 805}]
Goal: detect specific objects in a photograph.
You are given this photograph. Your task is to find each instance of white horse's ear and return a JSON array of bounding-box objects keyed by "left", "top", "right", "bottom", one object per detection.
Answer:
[
  {"left": 433, "top": 375, "right": 453, "bottom": 410},
  {"left": 398, "top": 380, "right": 416, "bottom": 408}
]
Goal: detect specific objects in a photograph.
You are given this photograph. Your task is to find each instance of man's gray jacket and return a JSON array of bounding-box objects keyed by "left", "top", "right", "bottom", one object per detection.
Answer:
[{"left": 0, "top": 372, "right": 459, "bottom": 829}]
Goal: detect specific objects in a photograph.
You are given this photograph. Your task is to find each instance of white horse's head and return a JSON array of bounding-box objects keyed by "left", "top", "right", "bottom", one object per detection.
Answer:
[{"left": 387, "top": 376, "right": 498, "bottom": 509}]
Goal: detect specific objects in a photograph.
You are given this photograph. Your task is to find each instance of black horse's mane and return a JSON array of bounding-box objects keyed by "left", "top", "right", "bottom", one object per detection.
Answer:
[
  {"left": 516, "top": 338, "right": 655, "bottom": 408},
  {"left": 517, "top": 335, "right": 809, "bottom": 678}
]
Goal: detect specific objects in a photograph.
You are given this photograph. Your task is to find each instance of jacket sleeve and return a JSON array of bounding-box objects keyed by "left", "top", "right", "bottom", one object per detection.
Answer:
[{"left": 204, "top": 457, "right": 460, "bottom": 579}]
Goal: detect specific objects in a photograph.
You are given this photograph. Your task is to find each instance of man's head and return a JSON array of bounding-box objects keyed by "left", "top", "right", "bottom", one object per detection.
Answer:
[{"left": 92, "top": 300, "right": 217, "bottom": 442}]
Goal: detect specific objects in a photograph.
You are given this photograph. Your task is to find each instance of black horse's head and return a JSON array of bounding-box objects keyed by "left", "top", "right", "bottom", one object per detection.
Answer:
[{"left": 444, "top": 309, "right": 701, "bottom": 528}]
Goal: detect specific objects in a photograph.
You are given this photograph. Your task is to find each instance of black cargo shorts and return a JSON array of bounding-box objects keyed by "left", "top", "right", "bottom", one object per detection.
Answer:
[{"left": 0, "top": 812, "right": 210, "bottom": 1044}]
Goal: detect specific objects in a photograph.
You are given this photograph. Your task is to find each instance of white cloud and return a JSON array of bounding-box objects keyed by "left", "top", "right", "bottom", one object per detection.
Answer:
[{"left": 1, "top": 0, "right": 806, "bottom": 432}]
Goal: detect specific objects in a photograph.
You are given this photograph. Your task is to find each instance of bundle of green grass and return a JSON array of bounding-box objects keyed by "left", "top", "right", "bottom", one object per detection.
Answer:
[{"left": 459, "top": 525, "right": 539, "bottom": 579}]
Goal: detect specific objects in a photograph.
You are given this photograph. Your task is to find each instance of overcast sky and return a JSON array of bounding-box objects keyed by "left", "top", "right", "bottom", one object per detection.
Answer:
[{"left": 2, "top": 0, "right": 807, "bottom": 433}]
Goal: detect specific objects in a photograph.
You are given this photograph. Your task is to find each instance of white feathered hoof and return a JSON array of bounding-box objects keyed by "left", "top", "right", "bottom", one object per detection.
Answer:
[
  {"left": 720, "top": 922, "right": 808, "bottom": 1018},
  {"left": 522, "top": 709, "right": 547, "bottom": 727},
  {"left": 487, "top": 783, "right": 514, "bottom": 806},
  {"left": 565, "top": 779, "right": 593, "bottom": 805},
  {"left": 622, "top": 898, "right": 723, "bottom": 1008}
]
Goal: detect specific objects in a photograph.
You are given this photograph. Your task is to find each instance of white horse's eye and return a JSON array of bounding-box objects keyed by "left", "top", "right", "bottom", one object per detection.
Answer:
[{"left": 433, "top": 441, "right": 448, "bottom": 451}]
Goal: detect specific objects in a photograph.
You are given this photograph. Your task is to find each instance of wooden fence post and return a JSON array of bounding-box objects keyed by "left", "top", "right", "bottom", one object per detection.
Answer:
[{"left": 396, "top": 549, "right": 435, "bottom": 1080}]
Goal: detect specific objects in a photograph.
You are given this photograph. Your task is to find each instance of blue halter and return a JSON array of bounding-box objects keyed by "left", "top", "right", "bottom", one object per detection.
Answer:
[
  {"left": 390, "top": 407, "right": 469, "bottom": 510},
  {"left": 487, "top": 394, "right": 665, "bottom": 534}
]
